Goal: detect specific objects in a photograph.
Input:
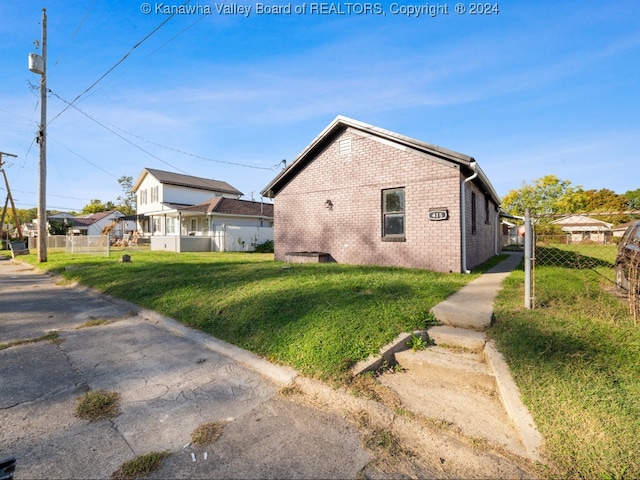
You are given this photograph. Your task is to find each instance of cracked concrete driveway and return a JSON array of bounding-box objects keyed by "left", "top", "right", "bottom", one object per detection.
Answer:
[{"left": 0, "top": 257, "right": 371, "bottom": 479}]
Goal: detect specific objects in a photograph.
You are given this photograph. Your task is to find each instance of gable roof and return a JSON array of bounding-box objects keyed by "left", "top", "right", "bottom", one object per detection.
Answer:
[
  {"left": 260, "top": 115, "right": 500, "bottom": 205},
  {"left": 133, "top": 168, "right": 243, "bottom": 197},
  {"left": 612, "top": 220, "right": 638, "bottom": 232},
  {"left": 551, "top": 215, "right": 613, "bottom": 229},
  {"left": 72, "top": 210, "right": 123, "bottom": 227},
  {"left": 183, "top": 197, "right": 274, "bottom": 218}
]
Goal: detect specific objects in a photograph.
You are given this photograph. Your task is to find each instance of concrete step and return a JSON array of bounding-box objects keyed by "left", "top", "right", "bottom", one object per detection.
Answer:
[
  {"left": 395, "top": 346, "right": 496, "bottom": 393},
  {"left": 426, "top": 325, "right": 486, "bottom": 352}
]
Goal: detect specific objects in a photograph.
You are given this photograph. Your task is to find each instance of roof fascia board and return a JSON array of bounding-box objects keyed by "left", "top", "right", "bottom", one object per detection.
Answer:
[
  {"left": 206, "top": 212, "right": 274, "bottom": 220},
  {"left": 471, "top": 161, "right": 501, "bottom": 206},
  {"left": 349, "top": 128, "right": 462, "bottom": 170},
  {"left": 261, "top": 115, "right": 484, "bottom": 198},
  {"left": 132, "top": 169, "right": 150, "bottom": 193}
]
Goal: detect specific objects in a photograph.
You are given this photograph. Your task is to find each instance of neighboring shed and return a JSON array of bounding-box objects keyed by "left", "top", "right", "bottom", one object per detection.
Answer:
[{"left": 261, "top": 116, "right": 501, "bottom": 273}]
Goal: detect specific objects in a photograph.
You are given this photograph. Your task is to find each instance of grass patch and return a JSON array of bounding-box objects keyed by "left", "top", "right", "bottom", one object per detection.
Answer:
[
  {"left": 111, "top": 451, "right": 170, "bottom": 479},
  {"left": 471, "top": 253, "right": 509, "bottom": 272},
  {"left": 490, "top": 249, "right": 640, "bottom": 478},
  {"left": 20, "top": 250, "right": 485, "bottom": 381},
  {"left": 0, "top": 331, "right": 60, "bottom": 351},
  {"left": 191, "top": 421, "right": 227, "bottom": 445},
  {"left": 346, "top": 372, "right": 401, "bottom": 408},
  {"left": 75, "top": 389, "right": 120, "bottom": 421},
  {"left": 76, "top": 319, "right": 114, "bottom": 329},
  {"left": 406, "top": 333, "right": 428, "bottom": 351}
]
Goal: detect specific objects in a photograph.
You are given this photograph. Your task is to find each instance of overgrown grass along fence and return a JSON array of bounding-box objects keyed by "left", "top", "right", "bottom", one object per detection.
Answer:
[
  {"left": 534, "top": 239, "right": 639, "bottom": 322},
  {"left": 492, "top": 254, "right": 640, "bottom": 479}
]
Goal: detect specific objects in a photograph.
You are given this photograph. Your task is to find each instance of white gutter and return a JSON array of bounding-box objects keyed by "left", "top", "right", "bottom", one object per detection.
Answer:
[
  {"left": 460, "top": 162, "right": 478, "bottom": 274},
  {"left": 495, "top": 209, "right": 501, "bottom": 255}
]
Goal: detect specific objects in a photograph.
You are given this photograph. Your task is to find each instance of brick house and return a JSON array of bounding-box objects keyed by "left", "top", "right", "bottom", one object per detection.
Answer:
[{"left": 261, "top": 116, "right": 501, "bottom": 273}]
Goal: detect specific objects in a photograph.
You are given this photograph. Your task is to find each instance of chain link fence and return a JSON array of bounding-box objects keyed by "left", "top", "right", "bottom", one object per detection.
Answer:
[{"left": 529, "top": 211, "right": 640, "bottom": 322}]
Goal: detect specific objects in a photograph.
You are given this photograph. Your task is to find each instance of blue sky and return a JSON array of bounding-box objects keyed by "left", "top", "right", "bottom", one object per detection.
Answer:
[{"left": 1, "top": 0, "right": 638, "bottom": 212}]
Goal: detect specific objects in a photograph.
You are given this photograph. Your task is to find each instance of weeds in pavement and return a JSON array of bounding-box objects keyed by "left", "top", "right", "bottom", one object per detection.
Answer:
[
  {"left": 0, "top": 331, "right": 60, "bottom": 351},
  {"left": 191, "top": 421, "right": 227, "bottom": 445},
  {"left": 111, "top": 452, "right": 170, "bottom": 479},
  {"left": 75, "top": 389, "right": 120, "bottom": 421}
]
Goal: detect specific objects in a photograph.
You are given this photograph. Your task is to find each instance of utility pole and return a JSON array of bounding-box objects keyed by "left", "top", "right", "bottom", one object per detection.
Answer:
[
  {"left": 0, "top": 152, "right": 22, "bottom": 241},
  {"left": 29, "top": 8, "right": 47, "bottom": 262}
]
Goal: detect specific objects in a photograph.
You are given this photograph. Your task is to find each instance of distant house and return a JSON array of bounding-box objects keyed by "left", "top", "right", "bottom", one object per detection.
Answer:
[
  {"left": 18, "top": 222, "right": 36, "bottom": 238},
  {"left": 261, "top": 116, "right": 501, "bottom": 273},
  {"left": 550, "top": 214, "right": 613, "bottom": 244},
  {"left": 612, "top": 220, "right": 637, "bottom": 238},
  {"left": 132, "top": 168, "right": 273, "bottom": 252},
  {"left": 70, "top": 210, "right": 132, "bottom": 237},
  {"left": 48, "top": 212, "right": 75, "bottom": 222}
]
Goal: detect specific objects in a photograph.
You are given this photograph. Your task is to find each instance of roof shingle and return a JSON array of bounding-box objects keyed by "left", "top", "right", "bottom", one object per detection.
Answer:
[
  {"left": 135, "top": 168, "right": 243, "bottom": 196},
  {"left": 184, "top": 197, "right": 273, "bottom": 217}
]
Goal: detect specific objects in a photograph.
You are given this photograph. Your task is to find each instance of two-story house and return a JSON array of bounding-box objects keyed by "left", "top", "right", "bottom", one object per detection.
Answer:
[{"left": 132, "top": 168, "right": 273, "bottom": 252}]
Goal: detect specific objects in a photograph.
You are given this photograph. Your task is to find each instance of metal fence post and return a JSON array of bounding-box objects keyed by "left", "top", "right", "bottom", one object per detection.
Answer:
[{"left": 524, "top": 208, "right": 532, "bottom": 309}]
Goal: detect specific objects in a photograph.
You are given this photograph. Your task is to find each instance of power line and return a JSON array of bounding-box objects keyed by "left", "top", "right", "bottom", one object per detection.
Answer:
[
  {"left": 104, "top": 122, "right": 275, "bottom": 171},
  {"left": 48, "top": 135, "right": 119, "bottom": 179},
  {"left": 48, "top": 89, "right": 190, "bottom": 174},
  {"left": 48, "top": 0, "right": 188, "bottom": 126},
  {"left": 0, "top": 184, "right": 93, "bottom": 203},
  {"left": 49, "top": 89, "right": 275, "bottom": 172},
  {"left": 52, "top": 0, "right": 97, "bottom": 69},
  {"left": 73, "top": 10, "right": 210, "bottom": 105}
]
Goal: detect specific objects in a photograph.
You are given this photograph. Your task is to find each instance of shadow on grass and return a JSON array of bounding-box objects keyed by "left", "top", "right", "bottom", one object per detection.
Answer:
[{"left": 535, "top": 245, "right": 614, "bottom": 269}]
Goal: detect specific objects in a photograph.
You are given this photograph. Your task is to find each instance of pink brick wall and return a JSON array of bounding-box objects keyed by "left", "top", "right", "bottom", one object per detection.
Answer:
[
  {"left": 463, "top": 182, "right": 499, "bottom": 270},
  {"left": 273, "top": 127, "right": 497, "bottom": 272}
]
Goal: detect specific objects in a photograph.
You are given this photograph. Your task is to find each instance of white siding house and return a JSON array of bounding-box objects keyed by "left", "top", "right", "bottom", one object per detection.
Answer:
[
  {"left": 132, "top": 168, "right": 273, "bottom": 252},
  {"left": 71, "top": 210, "right": 134, "bottom": 237}
]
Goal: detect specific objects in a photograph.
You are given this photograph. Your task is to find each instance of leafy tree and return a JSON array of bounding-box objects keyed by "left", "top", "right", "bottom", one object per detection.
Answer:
[
  {"left": 48, "top": 219, "right": 71, "bottom": 235},
  {"left": 501, "top": 175, "right": 584, "bottom": 217},
  {"left": 623, "top": 189, "right": 640, "bottom": 210},
  {"left": 580, "top": 189, "right": 628, "bottom": 224},
  {"left": 116, "top": 176, "right": 136, "bottom": 216},
  {"left": 583, "top": 189, "right": 627, "bottom": 212},
  {"left": 0, "top": 207, "right": 37, "bottom": 230},
  {"left": 81, "top": 199, "right": 115, "bottom": 215}
]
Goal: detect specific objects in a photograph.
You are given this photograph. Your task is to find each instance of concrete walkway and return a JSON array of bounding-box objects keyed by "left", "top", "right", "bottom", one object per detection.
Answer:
[
  {"left": 431, "top": 252, "right": 525, "bottom": 330},
  {"left": 377, "top": 252, "right": 544, "bottom": 463}
]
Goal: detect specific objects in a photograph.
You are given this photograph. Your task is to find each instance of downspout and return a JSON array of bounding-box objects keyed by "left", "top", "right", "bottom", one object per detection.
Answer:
[
  {"left": 495, "top": 209, "right": 501, "bottom": 255},
  {"left": 460, "top": 162, "right": 478, "bottom": 274}
]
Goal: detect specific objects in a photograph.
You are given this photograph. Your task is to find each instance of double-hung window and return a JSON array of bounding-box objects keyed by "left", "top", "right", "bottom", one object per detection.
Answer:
[
  {"left": 166, "top": 217, "right": 176, "bottom": 235},
  {"left": 382, "top": 188, "right": 405, "bottom": 241}
]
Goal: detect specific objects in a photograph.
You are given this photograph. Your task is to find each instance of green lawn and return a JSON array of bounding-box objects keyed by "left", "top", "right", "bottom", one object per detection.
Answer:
[
  {"left": 16, "top": 246, "right": 639, "bottom": 476},
  {"left": 19, "top": 249, "right": 482, "bottom": 380},
  {"left": 491, "top": 245, "right": 639, "bottom": 479}
]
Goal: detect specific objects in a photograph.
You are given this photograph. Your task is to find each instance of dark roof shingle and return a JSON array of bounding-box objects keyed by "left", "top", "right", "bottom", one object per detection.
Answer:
[
  {"left": 136, "top": 168, "right": 243, "bottom": 196},
  {"left": 184, "top": 197, "right": 273, "bottom": 217}
]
